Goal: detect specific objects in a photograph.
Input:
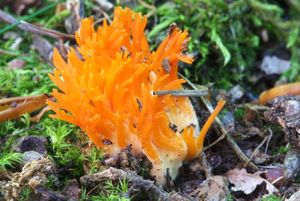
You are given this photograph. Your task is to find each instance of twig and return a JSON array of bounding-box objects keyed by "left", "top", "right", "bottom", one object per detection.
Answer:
[
  {"left": 243, "top": 134, "right": 269, "bottom": 168},
  {"left": 179, "top": 73, "right": 259, "bottom": 171},
  {"left": 203, "top": 130, "right": 228, "bottom": 151},
  {"left": 0, "top": 0, "right": 61, "bottom": 33},
  {"left": 0, "top": 9, "right": 74, "bottom": 40},
  {"left": 272, "top": 176, "right": 284, "bottom": 185},
  {"left": 201, "top": 153, "right": 212, "bottom": 178},
  {"left": 0, "top": 94, "right": 48, "bottom": 106},
  {"left": 30, "top": 106, "right": 50, "bottom": 122},
  {"left": 153, "top": 89, "right": 208, "bottom": 97},
  {"left": 138, "top": 0, "right": 156, "bottom": 10},
  {"left": 0, "top": 94, "right": 49, "bottom": 123},
  {"left": 265, "top": 128, "right": 273, "bottom": 154},
  {"left": 138, "top": 0, "right": 157, "bottom": 18},
  {"left": 98, "top": 8, "right": 112, "bottom": 24}
]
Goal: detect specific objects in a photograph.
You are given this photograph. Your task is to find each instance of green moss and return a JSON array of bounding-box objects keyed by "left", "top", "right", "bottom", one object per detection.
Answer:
[
  {"left": 19, "top": 186, "right": 32, "bottom": 201},
  {"left": 260, "top": 195, "right": 282, "bottom": 201},
  {"left": 137, "top": 0, "right": 300, "bottom": 90}
]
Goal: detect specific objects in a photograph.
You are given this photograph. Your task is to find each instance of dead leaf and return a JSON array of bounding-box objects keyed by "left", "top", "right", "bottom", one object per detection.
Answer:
[
  {"left": 8, "top": 59, "right": 25, "bottom": 69},
  {"left": 226, "top": 168, "right": 278, "bottom": 195},
  {"left": 190, "top": 176, "right": 229, "bottom": 201},
  {"left": 264, "top": 167, "right": 284, "bottom": 183}
]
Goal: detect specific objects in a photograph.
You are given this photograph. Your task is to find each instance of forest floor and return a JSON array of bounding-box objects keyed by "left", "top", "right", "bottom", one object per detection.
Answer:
[{"left": 0, "top": 1, "right": 300, "bottom": 201}]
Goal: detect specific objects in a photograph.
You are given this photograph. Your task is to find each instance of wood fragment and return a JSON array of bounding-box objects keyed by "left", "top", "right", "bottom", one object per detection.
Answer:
[
  {"left": 80, "top": 167, "right": 192, "bottom": 201},
  {"left": 0, "top": 94, "right": 49, "bottom": 123},
  {"left": 153, "top": 89, "right": 208, "bottom": 97},
  {"left": 0, "top": 9, "right": 74, "bottom": 40}
]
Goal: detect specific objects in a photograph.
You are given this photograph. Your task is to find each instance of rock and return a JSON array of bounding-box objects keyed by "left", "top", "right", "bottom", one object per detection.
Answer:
[
  {"left": 284, "top": 151, "right": 300, "bottom": 181},
  {"left": 15, "top": 135, "right": 47, "bottom": 155},
  {"left": 228, "top": 85, "right": 244, "bottom": 103},
  {"left": 22, "top": 151, "right": 44, "bottom": 163},
  {"left": 221, "top": 111, "right": 235, "bottom": 132},
  {"left": 95, "top": 0, "right": 113, "bottom": 11},
  {"left": 31, "top": 186, "right": 67, "bottom": 201},
  {"left": 287, "top": 190, "right": 300, "bottom": 201},
  {"left": 62, "top": 180, "right": 80, "bottom": 201},
  {"left": 260, "top": 55, "right": 290, "bottom": 75}
]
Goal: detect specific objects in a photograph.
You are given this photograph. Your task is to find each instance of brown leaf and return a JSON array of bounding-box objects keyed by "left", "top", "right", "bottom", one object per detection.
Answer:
[
  {"left": 0, "top": 94, "right": 49, "bottom": 123},
  {"left": 191, "top": 176, "right": 229, "bottom": 201},
  {"left": 8, "top": 59, "right": 25, "bottom": 69},
  {"left": 226, "top": 168, "right": 278, "bottom": 195},
  {"left": 264, "top": 167, "right": 284, "bottom": 183}
]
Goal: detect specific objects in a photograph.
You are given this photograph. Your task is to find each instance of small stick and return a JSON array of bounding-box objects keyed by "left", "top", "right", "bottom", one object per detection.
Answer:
[
  {"left": 179, "top": 73, "right": 259, "bottom": 170},
  {"left": 0, "top": 9, "right": 74, "bottom": 40},
  {"left": 243, "top": 134, "right": 269, "bottom": 168},
  {"left": 265, "top": 128, "right": 273, "bottom": 154},
  {"left": 203, "top": 130, "right": 228, "bottom": 151},
  {"left": 0, "top": 94, "right": 48, "bottom": 106},
  {"left": 153, "top": 89, "right": 208, "bottom": 97},
  {"left": 0, "top": 94, "right": 49, "bottom": 123}
]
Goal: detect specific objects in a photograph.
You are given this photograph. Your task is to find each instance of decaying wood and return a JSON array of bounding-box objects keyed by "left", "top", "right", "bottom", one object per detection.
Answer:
[
  {"left": 0, "top": 94, "right": 49, "bottom": 123},
  {"left": 264, "top": 96, "right": 300, "bottom": 150},
  {"left": 80, "top": 167, "right": 192, "bottom": 201},
  {"left": 0, "top": 9, "right": 75, "bottom": 40}
]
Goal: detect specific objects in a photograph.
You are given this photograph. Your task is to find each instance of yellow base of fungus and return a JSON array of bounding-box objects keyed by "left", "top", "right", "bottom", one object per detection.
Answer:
[{"left": 48, "top": 7, "right": 225, "bottom": 185}]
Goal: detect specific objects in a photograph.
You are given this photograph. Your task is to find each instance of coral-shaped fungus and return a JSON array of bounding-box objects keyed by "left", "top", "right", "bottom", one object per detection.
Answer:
[{"left": 48, "top": 7, "right": 225, "bottom": 184}]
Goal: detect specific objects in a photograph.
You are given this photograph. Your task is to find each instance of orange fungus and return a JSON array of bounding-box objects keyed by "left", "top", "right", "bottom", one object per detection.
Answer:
[{"left": 48, "top": 7, "right": 225, "bottom": 184}]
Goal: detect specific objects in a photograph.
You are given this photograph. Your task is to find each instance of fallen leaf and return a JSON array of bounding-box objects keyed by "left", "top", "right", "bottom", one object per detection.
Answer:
[
  {"left": 264, "top": 167, "right": 284, "bottom": 183},
  {"left": 226, "top": 168, "right": 278, "bottom": 195},
  {"left": 190, "top": 176, "right": 229, "bottom": 201},
  {"left": 8, "top": 59, "right": 25, "bottom": 69},
  {"left": 286, "top": 190, "right": 300, "bottom": 201}
]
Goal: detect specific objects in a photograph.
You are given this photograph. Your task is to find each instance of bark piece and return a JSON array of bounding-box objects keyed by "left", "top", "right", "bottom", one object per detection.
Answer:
[{"left": 80, "top": 167, "right": 192, "bottom": 201}]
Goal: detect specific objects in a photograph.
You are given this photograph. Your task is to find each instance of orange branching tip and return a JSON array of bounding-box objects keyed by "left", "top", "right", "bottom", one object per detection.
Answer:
[
  {"left": 259, "top": 82, "right": 300, "bottom": 104},
  {"left": 48, "top": 7, "right": 225, "bottom": 185}
]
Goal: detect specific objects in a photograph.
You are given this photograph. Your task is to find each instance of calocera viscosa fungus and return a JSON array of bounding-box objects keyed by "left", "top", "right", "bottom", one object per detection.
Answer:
[{"left": 48, "top": 7, "right": 225, "bottom": 185}]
